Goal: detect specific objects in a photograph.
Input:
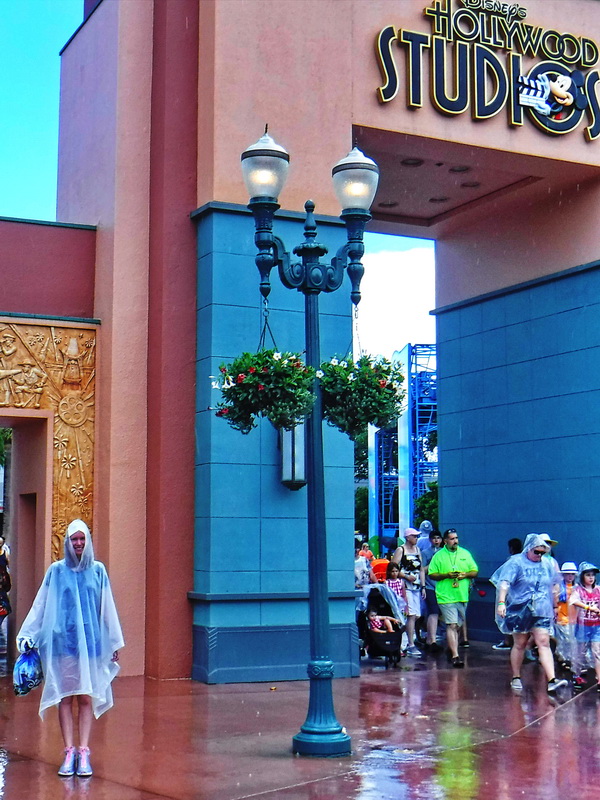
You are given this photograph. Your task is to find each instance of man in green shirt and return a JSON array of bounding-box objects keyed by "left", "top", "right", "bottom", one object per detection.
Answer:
[{"left": 428, "top": 529, "right": 478, "bottom": 668}]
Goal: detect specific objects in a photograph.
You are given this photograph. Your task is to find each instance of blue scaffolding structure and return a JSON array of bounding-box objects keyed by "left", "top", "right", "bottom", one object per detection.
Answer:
[{"left": 369, "top": 344, "right": 437, "bottom": 551}]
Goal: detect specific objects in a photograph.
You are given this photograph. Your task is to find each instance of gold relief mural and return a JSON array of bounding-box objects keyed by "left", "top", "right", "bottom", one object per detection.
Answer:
[{"left": 0, "top": 320, "right": 96, "bottom": 561}]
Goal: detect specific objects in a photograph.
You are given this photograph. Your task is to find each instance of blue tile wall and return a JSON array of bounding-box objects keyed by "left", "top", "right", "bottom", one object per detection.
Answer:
[
  {"left": 192, "top": 206, "right": 359, "bottom": 683},
  {"left": 437, "top": 263, "right": 600, "bottom": 589}
]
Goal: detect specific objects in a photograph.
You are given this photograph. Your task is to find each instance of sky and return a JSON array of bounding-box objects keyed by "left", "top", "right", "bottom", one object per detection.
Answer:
[
  {"left": 0, "top": 0, "right": 436, "bottom": 357},
  {"left": 361, "top": 233, "right": 436, "bottom": 359},
  {"left": 0, "top": 1, "right": 82, "bottom": 221}
]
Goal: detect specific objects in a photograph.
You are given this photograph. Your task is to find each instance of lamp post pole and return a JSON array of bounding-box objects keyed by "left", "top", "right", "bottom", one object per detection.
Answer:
[{"left": 242, "top": 133, "right": 378, "bottom": 757}]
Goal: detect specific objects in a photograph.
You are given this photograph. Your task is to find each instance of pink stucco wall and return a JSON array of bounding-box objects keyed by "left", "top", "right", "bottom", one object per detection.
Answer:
[
  {"left": 58, "top": 0, "right": 197, "bottom": 680},
  {"left": 0, "top": 219, "right": 95, "bottom": 318},
  {"left": 199, "top": 0, "right": 600, "bottom": 304},
  {"left": 53, "top": 0, "right": 600, "bottom": 679},
  {"left": 201, "top": 0, "right": 599, "bottom": 207},
  {"left": 58, "top": 0, "right": 153, "bottom": 677}
]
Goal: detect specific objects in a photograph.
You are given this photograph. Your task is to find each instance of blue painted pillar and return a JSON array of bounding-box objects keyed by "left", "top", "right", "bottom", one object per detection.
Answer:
[{"left": 189, "top": 202, "right": 359, "bottom": 683}]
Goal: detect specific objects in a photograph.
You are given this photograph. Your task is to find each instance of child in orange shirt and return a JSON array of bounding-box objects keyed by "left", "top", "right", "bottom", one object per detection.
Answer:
[{"left": 555, "top": 561, "right": 577, "bottom": 669}]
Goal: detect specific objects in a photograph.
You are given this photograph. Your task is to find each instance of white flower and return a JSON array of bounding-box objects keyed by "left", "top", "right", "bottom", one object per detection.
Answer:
[
  {"left": 340, "top": 360, "right": 348, "bottom": 369},
  {"left": 282, "top": 359, "right": 288, "bottom": 365},
  {"left": 316, "top": 370, "right": 324, "bottom": 378},
  {"left": 330, "top": 358, "right": 339, "bottom": 366},
  {"left": 348, "top": 373, "right": 356, "bottom": 381},
  {"left": 273, "top": 352, "right": 282, "bottom": 361},
  {"left": 211, "top": 381, "right": 220, "bottom": 389}
]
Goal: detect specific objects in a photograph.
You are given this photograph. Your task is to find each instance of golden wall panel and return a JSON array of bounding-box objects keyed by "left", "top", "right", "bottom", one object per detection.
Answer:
[{"left": 0, "top": 320, "right": 96, "bottom": 560}]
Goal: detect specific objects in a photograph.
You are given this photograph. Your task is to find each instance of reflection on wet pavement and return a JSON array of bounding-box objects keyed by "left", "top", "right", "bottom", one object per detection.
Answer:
[{"left": 0, "top": 642, "right": 596, "bottom": 798}]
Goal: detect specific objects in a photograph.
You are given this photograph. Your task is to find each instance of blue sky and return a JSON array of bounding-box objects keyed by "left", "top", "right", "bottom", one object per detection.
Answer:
[
  {"left": 0, "top": 0, "right": 435, "bottom": 352},
  {"left": 0, "top": 0, "right": 81, "bottom": 221}
]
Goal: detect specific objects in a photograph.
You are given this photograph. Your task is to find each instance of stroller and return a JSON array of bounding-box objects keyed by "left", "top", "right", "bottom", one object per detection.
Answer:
[{"left": 357, "top": 585, "right": 406, "bottom": 668}]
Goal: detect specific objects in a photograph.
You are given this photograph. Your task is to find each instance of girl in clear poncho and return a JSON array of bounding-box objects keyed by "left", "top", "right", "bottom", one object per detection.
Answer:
[
  {"left": 568, "top": 562, "right": 600, "bottom": 692},
  {"left": 17, "top": 519, "right": 124, "bottom": 778},
  {"left": 490, "top": 533, "right": 565, "bottom": 694}
]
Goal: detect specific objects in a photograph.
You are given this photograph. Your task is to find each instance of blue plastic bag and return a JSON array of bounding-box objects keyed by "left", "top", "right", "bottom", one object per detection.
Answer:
[{"left": 13, "top": 645, "right": 43, "bottom": 696}]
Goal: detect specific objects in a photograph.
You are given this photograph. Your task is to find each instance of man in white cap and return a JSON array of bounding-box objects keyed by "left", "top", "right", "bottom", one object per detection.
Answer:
[{"left": 416, "top": 520, "right": 433, "bottom": 553}]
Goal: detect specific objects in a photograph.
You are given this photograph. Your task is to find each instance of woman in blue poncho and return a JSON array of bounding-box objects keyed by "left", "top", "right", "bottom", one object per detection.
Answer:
[
  {"left": 491, "top": 533, "right": 565, "bottom": 695},
  {"left": 17, "top": 519, "right": 124, "bottom": 778}
]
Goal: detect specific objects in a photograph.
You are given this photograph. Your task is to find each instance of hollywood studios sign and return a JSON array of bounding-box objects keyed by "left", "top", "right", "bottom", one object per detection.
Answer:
[{"left": 375, "top": 0, "right": 600, "bottom": 140}]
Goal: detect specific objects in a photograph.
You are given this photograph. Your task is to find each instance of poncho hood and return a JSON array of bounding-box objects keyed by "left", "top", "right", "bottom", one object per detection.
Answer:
[
  {"left": 64, "top": 519, "right": 94, "bottom": 572},
  {"left": 522, "top": 533, "right": 550, "bottom": 554}
]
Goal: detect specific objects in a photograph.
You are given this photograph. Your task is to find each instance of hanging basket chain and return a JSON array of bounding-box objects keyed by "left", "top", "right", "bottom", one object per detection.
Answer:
[
  {"left": 258, "top": 298, "right": 279, "bottom": 352},
  {"left": 347, "top": 305, "right": 363, "bottom": 359}
]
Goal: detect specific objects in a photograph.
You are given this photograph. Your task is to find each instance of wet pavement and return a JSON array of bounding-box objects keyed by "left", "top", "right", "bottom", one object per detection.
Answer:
[{"left": 0, "top": 641, "right": 597, "bottom": 798}]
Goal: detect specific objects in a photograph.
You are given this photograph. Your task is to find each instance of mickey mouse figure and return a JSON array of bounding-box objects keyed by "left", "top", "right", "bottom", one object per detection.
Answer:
[{"left": 518, "top": 69, "right": 588, "bottom": 118}]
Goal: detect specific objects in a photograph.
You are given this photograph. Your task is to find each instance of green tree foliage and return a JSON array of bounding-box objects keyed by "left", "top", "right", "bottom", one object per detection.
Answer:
[
  {"left": 0, "top": 429, "right": 11, "bottom": 467},
  {"left": 425, "top": 428, "right": 437, "bottom": 453},
  {"left": 414, "top": 481, "right": 438, "bottom": 530},
  {"left": 354, "top": 429, "right": 368, "bottom": 481},
  {"left": 355, "top": 486, "right": 369, "bottom": 536}
]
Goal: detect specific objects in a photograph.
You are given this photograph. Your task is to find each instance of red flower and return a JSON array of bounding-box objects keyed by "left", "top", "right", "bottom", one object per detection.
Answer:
[
  {"left": 262, "top": 366, "right": 269, "bottom": 373},
  {"left": 220, "top": 366, "right": 227, "bottom": 373},
  {"left": 379, "top": 380, "right": 387, "bottom": 387},
  {"left": 295, "top": 361, "right": 302, "bottom": 368},
  {"left": 249, "top": 367, "right": 256, "bottom": 373},
  {"left": 237, "top": 374, "right": 246, "bottom": 383},
  {"left": 258, "top": 384, "right": 265, "bottom": 391},
  {"left": 216, "top": 408, "right": 229, "bottom": 416}
]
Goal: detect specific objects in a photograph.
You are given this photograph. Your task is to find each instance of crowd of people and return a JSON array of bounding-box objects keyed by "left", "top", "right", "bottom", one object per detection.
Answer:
[
  {"left": 355, "top": 522, "right": 478, "bottom": 668},
  {"left": 491, "top": 532, "right": 600, "bottom": 694},
  {"left": 356, "top": 525, "right": 600, "bottom": 694}
]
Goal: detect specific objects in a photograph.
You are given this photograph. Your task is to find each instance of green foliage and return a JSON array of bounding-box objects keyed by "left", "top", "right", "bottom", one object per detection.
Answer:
[
  {"left": 0, "top": 429, "right": 11, "bottom": 467},
  {"left": 215, "top": 351, "right": 405, "bottom": 440},
  {"left": 214, "top": 350, "right": 316, "bottom": 434},
  {"left": 319, "top": 355, "right": 405, "bottom": 440},
  {"left": 425, "top": 428, "right": 438, "bottom": 453},
  {"left": 355, "top": 486, "right": 369, "bottom": 536},
  {"left": 354, "top": 429, "right": 368, "bottom": 481},
  {"left": 413, "top": 481, "right": 438, "bottom": 530}
]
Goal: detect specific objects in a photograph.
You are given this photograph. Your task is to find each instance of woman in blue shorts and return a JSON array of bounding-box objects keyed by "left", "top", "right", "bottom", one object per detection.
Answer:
[{"left": 492, "top": 533, "right": 565, "bottom": 693}]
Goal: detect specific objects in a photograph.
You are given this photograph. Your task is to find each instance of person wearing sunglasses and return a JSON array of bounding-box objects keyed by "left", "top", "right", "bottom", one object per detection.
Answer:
[{"left": 491, "top": 533, "right": 566, "bottom": 693}]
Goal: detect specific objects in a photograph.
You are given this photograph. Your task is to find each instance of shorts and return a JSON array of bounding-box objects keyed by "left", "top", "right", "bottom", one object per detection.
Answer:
[
  {"left": 574, "top": 623, "right": 600, "bottom": 643},
  {"left": 439, "top": 602, "right": 467, "bottom": 626},
  {"left": 405, "top": 590, "right": 421, "bottom": 617},
  {"left": 425, "top": 589, "right": 440, "bottom": 616},
  {"left": 503, "top": 603, "right": 552, "bottom": 634}
]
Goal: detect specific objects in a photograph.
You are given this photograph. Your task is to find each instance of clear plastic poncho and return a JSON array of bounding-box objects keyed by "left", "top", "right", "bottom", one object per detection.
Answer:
[
  {"left": 16, "top": 520, "right": 124, "bottom": 719},
  {"left": 490, "top": 534, "right": 560, "bottom": 634}
]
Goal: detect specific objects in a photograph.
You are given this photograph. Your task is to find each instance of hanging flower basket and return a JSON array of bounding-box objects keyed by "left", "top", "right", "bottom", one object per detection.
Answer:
[
  {"left": 319, "top": 355, "right": 405, "bottom": 440},
  {"left": 214, "top": 349, "right": 316, "bottom": 434}
]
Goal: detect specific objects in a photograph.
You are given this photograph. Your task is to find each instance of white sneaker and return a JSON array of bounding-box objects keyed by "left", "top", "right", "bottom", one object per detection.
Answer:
[
  {"left": 547, "top": 678, "right": 568, "bottom": 693},
  {"left": 406, "top": 645, "right": 422, "bottom": 657},
  {"left": 510, "top": 677, "right": 523, "bottom": 690}
]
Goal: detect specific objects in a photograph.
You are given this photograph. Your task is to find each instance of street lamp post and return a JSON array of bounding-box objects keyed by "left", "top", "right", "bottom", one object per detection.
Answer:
[{"left": 241, "top": 131, "right": 379, "bottom": 757}]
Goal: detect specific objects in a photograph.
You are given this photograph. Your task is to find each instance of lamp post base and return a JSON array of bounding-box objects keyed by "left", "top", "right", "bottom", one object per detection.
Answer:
[
  {"left": 292, "top": 730, "right": 352, "bottom": 757},
  {"left": 291, "top": 659, "right": 352, "bottom": 757}
]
